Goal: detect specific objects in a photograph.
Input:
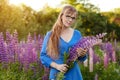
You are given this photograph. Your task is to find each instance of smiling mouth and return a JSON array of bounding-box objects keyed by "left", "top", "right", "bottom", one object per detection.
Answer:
[{"left": 67, "top": 22, "right": 72, "bottom": 25}]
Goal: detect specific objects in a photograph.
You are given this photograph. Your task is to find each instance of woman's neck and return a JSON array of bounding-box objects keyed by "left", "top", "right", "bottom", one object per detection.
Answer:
[
  {"left": 63, "top": 26, "right": 71, "bottom": 31},
  {"left": 61, "top": 27, "right": 73, "bottom": 34}
]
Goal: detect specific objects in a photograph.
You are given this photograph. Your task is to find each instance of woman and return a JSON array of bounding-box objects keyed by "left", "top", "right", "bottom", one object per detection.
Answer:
[{"left": 40, "top": 4, "right": 87, "bottom": 80}]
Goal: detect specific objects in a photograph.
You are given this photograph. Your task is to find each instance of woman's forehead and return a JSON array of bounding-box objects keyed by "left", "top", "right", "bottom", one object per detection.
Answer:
[{"left": 64, "top": 11, "right": 77, "bottom": 16}]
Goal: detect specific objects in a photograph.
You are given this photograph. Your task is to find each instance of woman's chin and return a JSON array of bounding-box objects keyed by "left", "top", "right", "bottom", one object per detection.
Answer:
[{"left": 65, "top": 24, "right": 71, "bottom": 27}]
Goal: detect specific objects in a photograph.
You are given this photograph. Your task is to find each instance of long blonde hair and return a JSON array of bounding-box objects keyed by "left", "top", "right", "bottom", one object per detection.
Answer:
[{"left": 47, "top": 5, "right": 77, "bottom": 59}]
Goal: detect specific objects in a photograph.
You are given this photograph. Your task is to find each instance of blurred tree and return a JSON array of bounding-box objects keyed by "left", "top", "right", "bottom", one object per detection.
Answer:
[
  {"left": 78, "top": 12, "right": 108, "bottom": 36},
  {"left": 21, "top": 4, "right": 39, "bottom": 38},
  {"left": 0, "top": 0, "right": 10, "bottom": 32},
  {"left": 36, "top": 5, "right": 59, "bottom": 35},
  {"left": 0, "top": 0, "right": 120, "bottom": 41},
  {"left": 113, "top": 8, "right": 120, "bottom": 14}
]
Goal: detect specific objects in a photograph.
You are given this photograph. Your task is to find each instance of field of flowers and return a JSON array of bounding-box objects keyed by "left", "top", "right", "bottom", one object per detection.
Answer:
[
  {"left": 0, "top": 30, "right": 44, "bottom": 80},
  {"left": 0, "top": 30, "right": 120, "bottom": 80}
]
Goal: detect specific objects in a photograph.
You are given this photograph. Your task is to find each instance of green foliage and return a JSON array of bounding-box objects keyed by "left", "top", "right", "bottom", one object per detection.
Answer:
[
  {"left": 36, "top": 6, "right": 59, "bottom": 35},
  {"left": 0, "top": 0, "right": 120, "bottom": 40},
  {"left": 78, "top": 12, "right": 108, "bottom": 35},
  {"left": 0, "top": 62, "right": 43, "bottom": 80},
  {"left": 56, "top": 72, "right": 65, "bottom": 80},
  {"left": 116, "top": 44, "right": 120, "bottom": 64},
  {"left": 80, "top": 62, "right": 120, "bottom": 80},
  {"left": 63, "top": 52, "right": 69, "bottom": 63},
  {"left": 113, "top": 8, "right": 120, "bottom": 14},
  {"left": 56, "top": 52, "right": 76, "bottom": 80},
  {"left": 93, "top": 46, "right": 104, "bottom": 58},
  {"left": 61, "top": 0, "right": 77, "bottom": 5}
]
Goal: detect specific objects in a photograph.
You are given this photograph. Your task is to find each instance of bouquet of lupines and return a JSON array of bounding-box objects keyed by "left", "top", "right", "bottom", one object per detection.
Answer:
[{"left": 56, "top": 33, "right": 107, "bottom": 80}]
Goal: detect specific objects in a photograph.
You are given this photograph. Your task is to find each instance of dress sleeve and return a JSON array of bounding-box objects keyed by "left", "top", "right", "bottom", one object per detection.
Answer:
[
  {"left": 78, "top": 54, "right": 88, "bottom": 62},
  {"left": 40, "top": 31, "right": 53, "bottom": 68}
]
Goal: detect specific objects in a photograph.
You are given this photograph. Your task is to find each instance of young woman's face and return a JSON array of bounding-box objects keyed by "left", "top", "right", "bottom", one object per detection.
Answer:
[{"left": 62, "top": 12, "right": 77, "bottom": 28}]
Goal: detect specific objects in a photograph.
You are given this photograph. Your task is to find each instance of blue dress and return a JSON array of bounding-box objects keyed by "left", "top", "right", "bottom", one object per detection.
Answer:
[{"left": 40, "top": 29, "right": 87, "bottom": 80}]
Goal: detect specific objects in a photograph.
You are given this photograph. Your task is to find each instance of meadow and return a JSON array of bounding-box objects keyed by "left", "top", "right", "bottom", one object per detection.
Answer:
[{"left": 0, "top": 30, "right": 120, "bottom": 80}]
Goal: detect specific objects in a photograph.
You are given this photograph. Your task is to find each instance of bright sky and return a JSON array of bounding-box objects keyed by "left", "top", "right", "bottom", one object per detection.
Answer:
[
  {"left": 9, "top": 0, "right": 62, "bottom": 11},
  {"left": 9, "top": 0, "right": 120, "bottom": 12},
  {"left": 89, "top": 0, "right": 120, "bottom": 12}
]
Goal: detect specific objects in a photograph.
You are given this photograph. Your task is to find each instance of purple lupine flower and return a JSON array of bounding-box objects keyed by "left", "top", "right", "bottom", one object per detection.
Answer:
[
  {"left": 100, "top": 42, "right": 116, "bottom": 68},
  {"left": 32, "top": 48, "right": 38, "bottom": 62},
  {"left": 88, "top": 47, "right": 100, "bottom": 72},
  {"left": 112, "top": 50, "right": 116, "bottom": 62},
  {"left": 0, "top": 31, "right": 43, "bottom": 72},
  {"left": 114, "top": 39, "right": 117, "bottom": 51},
  {"left": 22, "top": 47, "right": 30, "bottom": 71},
  {"left": 6, "top": 30, "right": 12, "bottom": 44},
  {"left": 27, "top": 33, "right": 33, "bottom": 43},
  {"left": 13, "top": 30, "right": 18, "bottom": 44},
  {"left": 7, "top": 37, "right": 16, "bottom": 62},
  {"left": 96, "top": 33, "right": 107, "bottom": 39},
  {"left": 13, "top": 30, "right": 19, "bottom": 62},
  {"left": 93, "top": 53, "right": 100, "bottom": 64},
  {"left": 106, "top": 43, "right": 114, "bottom": 61},
  {"left": 0, "top": 32, "right": 8, "bottom": 63},
  {"left": 68, "top": 33, "right": 107, "bottom": 62},
  {"left": 19, "top": 47, "right": 25, "bottom": 64},
  {"left": 89, "top": 48, "right": 94, "bottom": 72},
  {"left": 102, "top": 43, "right": 112, "bottom": 68},
  {"left": 37, "top": 34, "right": 44, "bottom": 51},
  {"left": 6, "top": 30, "right": 18, "bottom": 62},
  {"left": 19, "top": 33, "right": 41, "bottom": 70},
  {"left": 104, "top": 53, "right": 109, "bottom": 68}
]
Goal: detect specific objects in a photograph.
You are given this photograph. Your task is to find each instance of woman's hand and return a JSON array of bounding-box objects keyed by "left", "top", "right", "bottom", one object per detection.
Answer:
[
  {"left": 56, "top": 64, "right": 69, "bottom": 73},
  {"left": 76, "top": 48, "right": 87, "bottom": 57},
  {"left": 50, "top": 62, "right": 69, "bottom": 73}
]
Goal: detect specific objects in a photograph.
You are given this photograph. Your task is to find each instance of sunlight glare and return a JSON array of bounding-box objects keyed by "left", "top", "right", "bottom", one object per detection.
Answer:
[{"left": 9, "top": 0, "right": 62, "bottom": 11}]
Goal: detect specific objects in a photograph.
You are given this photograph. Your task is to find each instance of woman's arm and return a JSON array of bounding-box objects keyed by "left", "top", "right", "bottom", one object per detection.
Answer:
[
  {"left": 40, "top": 32, "right": 53, "bottom": 68},
  {"left": 40, "top": 32, "right": 68, "bottom": 72}
]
